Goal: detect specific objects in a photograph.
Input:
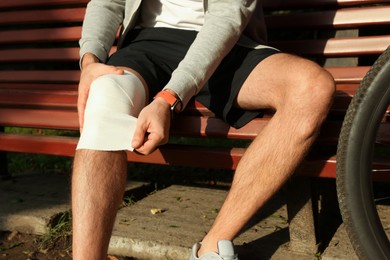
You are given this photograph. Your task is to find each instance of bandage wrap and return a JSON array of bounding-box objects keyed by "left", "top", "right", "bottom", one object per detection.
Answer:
[{"left": 77, "top": 71, "right": 146, "bottom": 151}]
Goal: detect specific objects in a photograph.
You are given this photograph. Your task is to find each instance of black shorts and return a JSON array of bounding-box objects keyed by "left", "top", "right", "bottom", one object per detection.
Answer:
[{"left": 107, "top": 28, "right": 279, "bottom": 128}]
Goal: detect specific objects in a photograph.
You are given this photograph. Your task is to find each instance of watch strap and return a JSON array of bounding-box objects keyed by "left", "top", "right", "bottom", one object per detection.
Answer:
[{"left": 154, "top": 90, "right": 182, "bottom": 114}]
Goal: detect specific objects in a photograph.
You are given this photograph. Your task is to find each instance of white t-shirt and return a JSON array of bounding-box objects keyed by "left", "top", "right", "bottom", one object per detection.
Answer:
[{"left": 139, "top": 0, "right": 204, "bottom": 31}]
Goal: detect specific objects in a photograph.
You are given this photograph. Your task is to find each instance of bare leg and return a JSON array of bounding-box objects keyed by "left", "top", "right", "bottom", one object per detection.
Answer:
[
  {"left": 72, "top": 150, "right": 127, "bottom": 260},
  {"left": 198, "top": 53, "right": 335, "bottom": 255},
  {"left": 72, "top": 67, "right": 147, "bottom": 259}
]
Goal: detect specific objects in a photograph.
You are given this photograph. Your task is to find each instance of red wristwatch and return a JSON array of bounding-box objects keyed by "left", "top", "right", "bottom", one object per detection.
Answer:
[{"left": 154, "top": 90, "right": 182, "bottom": 115}]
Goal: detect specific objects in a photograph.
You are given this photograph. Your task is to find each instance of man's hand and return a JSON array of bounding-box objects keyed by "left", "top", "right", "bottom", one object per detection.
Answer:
[
  {"left": 131, "top": 98, "right": 171, "bottom": 155},
  {"left": 78, "top": 53, "right": 123, "bottom": 132}
]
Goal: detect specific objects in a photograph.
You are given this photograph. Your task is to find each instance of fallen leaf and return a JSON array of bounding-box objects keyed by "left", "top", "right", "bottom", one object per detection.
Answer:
[{"left": 150, "top": 208, "right": 164, "bottom": 214}]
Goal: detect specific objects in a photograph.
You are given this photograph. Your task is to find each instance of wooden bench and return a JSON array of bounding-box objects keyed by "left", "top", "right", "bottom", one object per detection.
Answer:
[{"left": 0, "top": 0, "right": 389, "bottom": 254}]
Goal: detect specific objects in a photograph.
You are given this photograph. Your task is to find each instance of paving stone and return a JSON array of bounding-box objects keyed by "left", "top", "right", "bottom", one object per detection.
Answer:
[{"left": 110, "top": 185, "right": 316, "bottom": 260}]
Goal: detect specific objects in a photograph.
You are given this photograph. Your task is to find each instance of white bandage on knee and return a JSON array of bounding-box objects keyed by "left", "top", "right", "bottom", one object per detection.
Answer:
[{"left": 76, "top": 71, "right": 146, "bottom": 151}]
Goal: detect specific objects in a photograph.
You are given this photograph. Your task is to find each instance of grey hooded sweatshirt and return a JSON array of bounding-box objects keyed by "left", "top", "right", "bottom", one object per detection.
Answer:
[{"left": 79, "top": 0, "right": 272, "bottom": 110}]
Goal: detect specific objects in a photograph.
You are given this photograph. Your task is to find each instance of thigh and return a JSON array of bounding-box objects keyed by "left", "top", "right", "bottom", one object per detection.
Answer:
[
  {"left": 236, "top": 52, "right": 326, "bottom": 110},
  {"left": 107, "top": 28, "right": 197, "bottom": 100},
  {"left": 195, "top": 46, "right": 279, "bottom": 128}
]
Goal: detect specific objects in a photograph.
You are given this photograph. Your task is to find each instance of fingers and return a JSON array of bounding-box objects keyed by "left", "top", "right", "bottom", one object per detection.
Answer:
[
  {"left": 77, "top": 90, "right": 86, "bottom": 132},
  {"left": 133, "top": 133, "right": 167, "bottom": 155},
  {"left": 132, "top": 100, "right": 171, "bottom": 155},
  {"left": 132, "top": 120, "right": 168, "bottom": 155},
  {"left": 131, "top": 120, "right": 148, "bottom": 150},
  {"left": 77, "top": 63, "right": 124, "bottom": 131}
]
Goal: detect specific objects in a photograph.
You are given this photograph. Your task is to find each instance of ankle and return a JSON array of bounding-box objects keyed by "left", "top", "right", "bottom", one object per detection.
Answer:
[{"left": 197, "top": 241, "right": 218, "bottom": 257}]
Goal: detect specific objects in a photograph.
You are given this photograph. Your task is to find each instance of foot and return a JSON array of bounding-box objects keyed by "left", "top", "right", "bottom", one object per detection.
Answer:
[{"left": 190, "top": 240, "right": 239, "bottom": 260}]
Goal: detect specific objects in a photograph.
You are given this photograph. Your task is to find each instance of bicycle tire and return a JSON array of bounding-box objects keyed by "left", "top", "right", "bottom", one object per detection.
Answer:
[{"left": 336, "top": 46, "right": 390, "bottom": 260}]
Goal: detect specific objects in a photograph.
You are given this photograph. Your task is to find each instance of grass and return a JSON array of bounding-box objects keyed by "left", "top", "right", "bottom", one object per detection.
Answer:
[
  {"left": 7, "top": 152, "right": 72, "bottom": 176},
  {"left": 4, "top": 127, "right": 76, "bottom": 175},
  {"left": 38, "top": 210, "right": 72, "bottom": 251}
]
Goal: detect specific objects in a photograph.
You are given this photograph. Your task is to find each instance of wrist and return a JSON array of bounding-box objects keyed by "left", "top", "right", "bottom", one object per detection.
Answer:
[
  {"left": 154, "top": 90, "right": 182, "bottom": 115},
  {"left": 81, "top": 53, "right": 99, "bottom": 70}
]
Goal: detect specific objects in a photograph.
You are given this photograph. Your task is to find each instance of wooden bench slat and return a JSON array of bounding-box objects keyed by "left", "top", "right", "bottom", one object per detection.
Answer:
[
  {"left": 265, "top": 5, "right": 390, "bottom": 30},
  {"left": 263, "top": 0, "right": 390, "bottom": 10},
  {"left": 1, "top": 133, "right": 389, "bottom": 181},
  {"left": 0, "top": 108, "right": 269, "bottom": 139},
  {"left": 0, "top": 84, "right": 357, "bottom": 119},
  {"left": 3, "top": 5, "right": 389, "bottom": 30},
  {"left": 0, "top": 83, "right": 78, "bottom": 90},
  {"left": 0, "top": 108, "right": 275, "bottom": 139},
  {"left": 0, "top": 109, "right": 79, "bottom": 130},
  {"left": 4, "top": 108, "right": 389, "bottom": 145},
  {"left": 300, "top": 155, "right": 390, "bottom": 181},
  {"left": 0, "top": 83, "right": 358, "bottom": 93},
  {"left": 0, "top": 27, "right": 81, "bottom": 44},
  {"left": 326, "top": 66, "right": 370, "bottom": 83},
  {"left": 0, "top": 70, "right": 80, "bottom": 83},
  {"left": 0, "top": 132, "right": 243, "bottom": 170},
  {"left": 0, "top": 46, "right": 116, "bottom": 63},
  {"left": 0, "top": 67, "right": 371, "bottom": 84},
  {"left": 1, "top": 0, "right": 387, "bottom": 11},
  {"left": 0, "top": 8, "right": 85, "bottom": 25},
  {"left": 1, "top": 0, "right": 386, "bottom": 10},
  {"left": 0, "top": 0, "right": 89, "bottom": 9},
  {"left": 1, "top": 35, "right": 388, "bottom": 63},
  {"left": 0, "top": 93, "right": 77, "bottom": 108},
  {"left": 0, "top": 99, "right": 352, "bottom": 120},
  {"left": 272, "top": 35, "right": 390, "bottom": 57},
  {"left": 0, "top": 48, "right": 80, "bottom": 63}
]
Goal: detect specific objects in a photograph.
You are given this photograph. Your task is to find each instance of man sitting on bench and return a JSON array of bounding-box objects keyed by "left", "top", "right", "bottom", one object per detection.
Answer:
[{"left": 72, "top": 0, "right": 335, "bottom": 259}]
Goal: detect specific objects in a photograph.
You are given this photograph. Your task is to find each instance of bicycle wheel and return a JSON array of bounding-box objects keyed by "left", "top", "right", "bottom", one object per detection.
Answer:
[{"left": 336, "top": 46, "right": 390, "bottom": 260}]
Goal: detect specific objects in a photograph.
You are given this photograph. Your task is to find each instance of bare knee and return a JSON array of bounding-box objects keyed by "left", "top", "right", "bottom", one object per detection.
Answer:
[
  {"left": 300, "top": 66, "right": 335, "bottom": 114},
  {"left": 280, "top": 64, "right": 335, "bottom": 138}
]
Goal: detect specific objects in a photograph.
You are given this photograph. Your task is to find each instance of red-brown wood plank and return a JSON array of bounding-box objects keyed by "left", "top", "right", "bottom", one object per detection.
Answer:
[
  {"left": 0, "top": 26, "right": 81, "bottom": 44},
  {"left": 0, "top": 132, "right": 337, "bottom": 176},
  {"left": 271, "top": 35, "right": 390, "bottom": 57},
  {"left": 262, "top": 0, "right": 390, "bottom": 10},
  {"left": 299, "top": 155, "right": 390, "bottom": 180},
  {"left": 0, "top": 67, "right": 370, "bottom": 84},
  {"left": 0, "top": 84, "right": 356, "bottom": 117},
  {"left": 0, "top": 0, "right": 89, "bottom": 9},
  {"left": 0, "top": 8, "right": 85, "bottom": 25},
  {"left": 1, "top": 36, "right": 386, "bottom": 64},
  {"left": 0, "top": 109, "right": 79, "bottom": 130},
  {"left": 0, "top": 133, "right": 78, "bottom": 157},
  {"left": 0, "top": 83, "right": 78, "bottom": 91},
  {"left": 1, "top": 108, "right": 384, "bottom": 145},
  {"left": 0, "top": 70, "right": 80, "bottom": 83},
  {"left": 0, "top": 92, "right": 77, "bottom": 108},
  {"left": 0, "top": 48, "right": 79, "bottom": 63},
  {"left": 0, "top": 0, "right": 386, "bottom": 10},
  {"left": 1, "top": 133, "right": 389, "bottom": 180},
  {"left": 0, "top": 82, "right": 361, "bottom": 119},
  {"left": 4, "top": 107, "right": 389, "bottom": 145},
  {"left": 326, "top": 66, "right": 370, "bottom": 83},
  {"left": 265, "top": 6, "right": 390, "bottom": 30}
]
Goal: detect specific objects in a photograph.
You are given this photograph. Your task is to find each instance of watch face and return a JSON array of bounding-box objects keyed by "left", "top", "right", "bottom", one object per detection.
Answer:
[{"left": 171, "top": 99, "right": 181, "bottom": 113}]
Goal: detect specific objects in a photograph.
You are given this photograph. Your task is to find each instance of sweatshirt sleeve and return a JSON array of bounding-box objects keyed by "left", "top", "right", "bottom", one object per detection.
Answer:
[
  {"left": 163, "top": 0, "right": 257, "bottom": 110},
  {"left": 79, "top": 0, "right": 126, "bottom": 66}
]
